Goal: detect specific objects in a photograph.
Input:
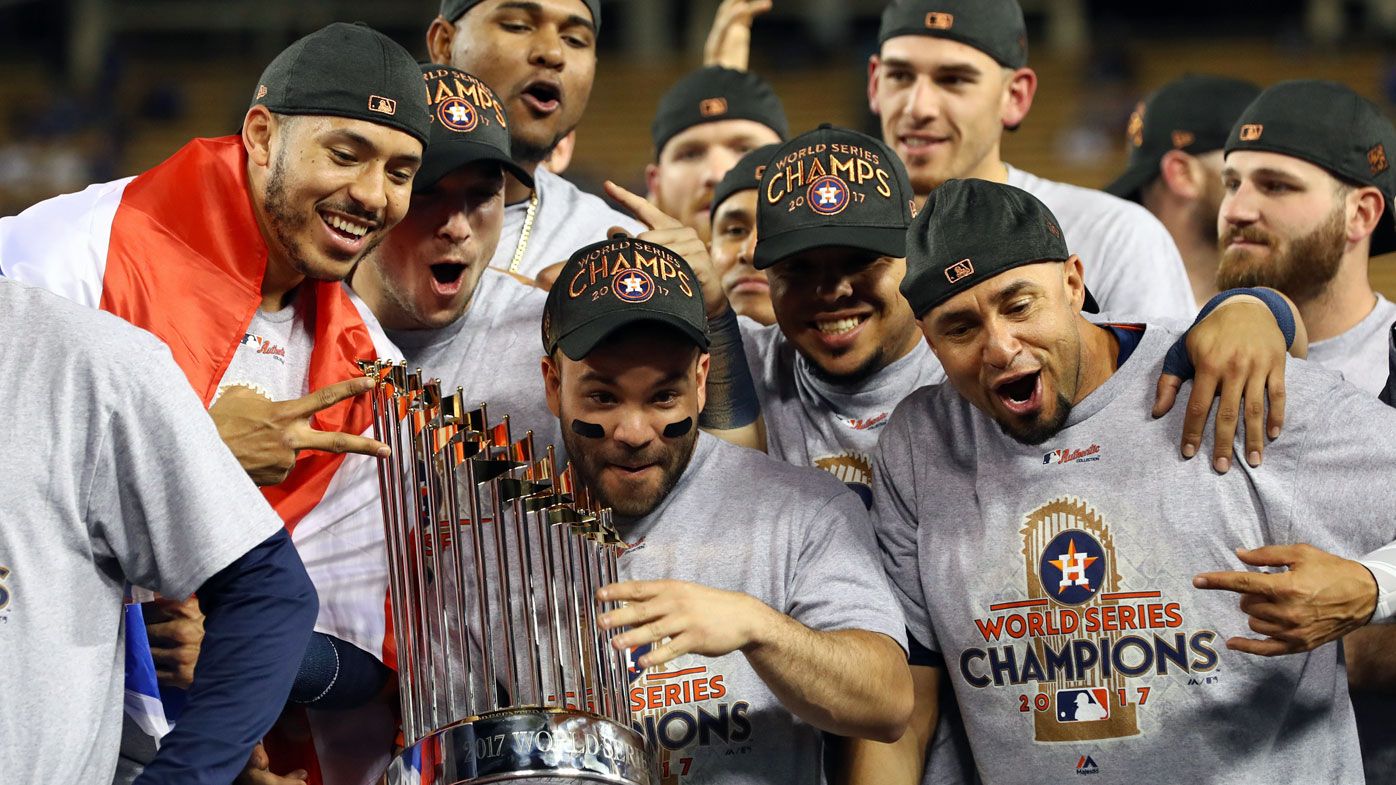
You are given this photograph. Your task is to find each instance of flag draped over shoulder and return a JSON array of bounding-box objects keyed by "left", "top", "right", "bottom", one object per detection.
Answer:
[{"left": 0, "top": 136, "right": 396, "bottom": 784}]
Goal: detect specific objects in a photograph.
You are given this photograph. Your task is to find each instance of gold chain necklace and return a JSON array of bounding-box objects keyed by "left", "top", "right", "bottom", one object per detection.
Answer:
[{"left": 507, "top": 189, "right": 540, "bottom": 274}]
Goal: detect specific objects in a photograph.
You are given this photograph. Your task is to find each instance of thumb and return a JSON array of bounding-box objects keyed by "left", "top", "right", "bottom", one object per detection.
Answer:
[
  {"left": 606, "top": 225, "right": 633, "bottom": 239},
  {"left": 1152, "top": 374, "right": 1182, "bottom": 418},
  {"left": 1234, "top": 544, "right": 1303, "bottom": 569}
]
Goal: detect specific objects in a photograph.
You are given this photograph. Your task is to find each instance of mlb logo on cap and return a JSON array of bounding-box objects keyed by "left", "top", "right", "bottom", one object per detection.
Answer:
[
  {"left": 944, "top": 258, "right": 974, "bottom": 283},
  {"left": 700, "top": 97, "right": 729, "bottom": 117},
  {"left": 924, "top": 11, "right": 954, "bottom": 29},
  {"left": 1370, "top": 144, "right": 1389, "bottom": 175},
  {"left": 1238, "top": 123, "right": 1263, "bottom": 141},
  {"left": 1171, "top": 130, "right": 1195, "bottom": 148},
  {"left": 369, "top": 95, "right": 397, "bottom": 116}
]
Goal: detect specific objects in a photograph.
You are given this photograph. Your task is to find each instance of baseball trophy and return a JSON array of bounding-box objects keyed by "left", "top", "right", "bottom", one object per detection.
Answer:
[{"left": 359, "top": 359, "right": 652, "bottom": 785}]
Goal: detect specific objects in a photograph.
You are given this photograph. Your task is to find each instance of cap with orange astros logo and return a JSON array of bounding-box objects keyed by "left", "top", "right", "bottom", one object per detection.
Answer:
[
  {"left": 413, "top": 64, "right": 533, "bottom": 192},
  {"left": 543, "top": 236, "right": 709, "bottom": 360},
  {"left": 753, "top": 124, "right": 914, "bottom": 270}
]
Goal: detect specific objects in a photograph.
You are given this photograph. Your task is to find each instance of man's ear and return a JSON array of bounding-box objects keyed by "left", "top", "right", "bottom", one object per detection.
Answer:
[
  {"left": 1158, "top": 150, "right": 1202, "bottom": 200},
  {"left": 1063, "top": 254, "right": 1087, "bottom": 310},
  {"left": 1348, "top": 186, "right": 1387, "bottom": 246},
  {"left": 1001, "top": 67, "right": 1037, "bottom": 130},
  {"left": 644, "top": 163, "right": 662, "bottom": 203},
  {"left": 542, "top": 355, "right": 562, "bottom": 418},
  {"left": 243, "top": 105, "right": 274, "bottom": 168},
  {"left": 867, "top": 55, "right": 883, "bottom": 115},
  {"left": 426, "top": 16, "right": 456, "bottom": 65},
  {"left": 694, "top": 352, "right": 711, "bottom": 414}
]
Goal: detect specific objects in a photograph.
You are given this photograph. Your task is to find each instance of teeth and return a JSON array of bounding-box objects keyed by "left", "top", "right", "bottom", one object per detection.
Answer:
[
  {"left": 816, "top": 317, "right": 862, "bottom": 335},
  {"left": 325, "top": 214, "right": 369, "bottom": 238}
]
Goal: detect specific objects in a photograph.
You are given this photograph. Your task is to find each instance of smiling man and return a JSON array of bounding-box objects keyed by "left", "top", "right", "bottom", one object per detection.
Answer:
[
  {"left": 868, "top": 0, "right": 1195, "bottom": 319},
  {"left": 860, "top": 177, "right": 1396, "bottom": 785},
  {"left": 538, "top": 234, "right": 912, "bottom": 783},
  {"left": 425, "top": 0, "right": 644, "bottom": 297},
  {"left": 647, "top": 66, "right": 787, "bottom": 241},
  {"left": 0, "top": 22, "right": 428, "bottom": 785}
]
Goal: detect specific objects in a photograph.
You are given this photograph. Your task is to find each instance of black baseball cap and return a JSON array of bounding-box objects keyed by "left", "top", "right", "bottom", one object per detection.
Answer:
[
  {"left": 878, "top": 0, "right": 1028, "bottom": 69},
  {"left": 416, "top": 65, "right": 533, "bottom": 192},
  {"left": 651, "top": 67, "right": 789, "bottom": 158},
  {"left": 251, "top": 22, "right": 430, "bottom": 145},
  {"left": 711, "top": 143, "right": 780, "bottom": 217},
  {"left": 441, "top": 0, "right": 601, "bottom": 32},
  {"left": 542, "top": 236, "right": 709, "bottom": 360},
  {"left": 902, "top": 178, "right": 1099, "bottom": 316},
  {"left": 753, "top": 124, "right": 916, "bottom": 270},
  {"left": 1225, "top": 79, "right": 1396, "bottom": 255},
  {"left": 1105, "top": 75, "right": 1261, "bottom": 202}
]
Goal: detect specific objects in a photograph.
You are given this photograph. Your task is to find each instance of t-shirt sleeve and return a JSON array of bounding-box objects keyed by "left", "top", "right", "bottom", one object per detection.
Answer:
[
  {"left": 1278, "top": 374, "right": 1396, "bottom": 558},
  {"left": 870, "top": 407, "right": 939, "bottom": 653},
  {"left": 1085, "top": 207, "right": 1196, "bottom": 321},
  {"left": 785, "top": 486, "right": 908, "bottom": 652},
  {"left": 84, "top": 340, "right": 288, "bottom": 602}
]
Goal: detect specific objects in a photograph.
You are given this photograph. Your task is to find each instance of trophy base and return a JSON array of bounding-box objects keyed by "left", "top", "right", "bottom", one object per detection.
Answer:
[{"left": 381, "top": 707, "right": 652, "bottom": 785}]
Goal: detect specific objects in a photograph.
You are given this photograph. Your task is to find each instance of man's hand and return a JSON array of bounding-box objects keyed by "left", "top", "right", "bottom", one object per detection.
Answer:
[
  {"left": 1193, "top": 544, "right": 1378, "bottom": 655},
  {"left": 1153, "top": 295, "right": 1294, "bottom": 473},
  {"left": 235, "top": 743, "right": 308, "bottom": 784},
  {"left": 703, "top": 0, "right": 773, "bottom": 71},
  {"left": 145, "top": 596, "right": 205, "bottom": 689},
  {"left": 209, "top": 378, "right": 389, "bottom": 486},
  {"left": 603, "top": 180, "right": 730, "bottom": 320},
  {"left": 598, "top": 579, "right": 773, "bottom": 669}
]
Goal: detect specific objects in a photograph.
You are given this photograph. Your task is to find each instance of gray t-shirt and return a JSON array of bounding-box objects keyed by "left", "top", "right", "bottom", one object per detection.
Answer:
[
  {"left": 1308, "top": 292, "right": 1396, "bottom": 397},
  {"left": 873, "top": 323, "right": 1396, "bottom": 785},
  {"left": 356, "top": 272, "right": 563, "bottom": 458},
  {"left": 487, "top": 168, "right": 645, "bottom": 292},
  {"left": 0, "top": 279, "right": 285, "bottom": 784},
  {"left": 618, "top": 433, "right": 908, "bottom": 785},
  {"left": 741, "top": 319, "right": 946, "bottom": 505},
  {"left": 1006, "top": 165, "right": 1196, "bottom": 321},
  {"left": 214, "top": 296, "right": 314, "bottom": 403}
]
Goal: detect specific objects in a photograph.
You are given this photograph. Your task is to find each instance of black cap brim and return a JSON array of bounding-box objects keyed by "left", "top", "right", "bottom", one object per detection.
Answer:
[
  {"left": 1102, "top": 158, "right": 1158, "bottom": 203},
  {"left": 555, "top": 311, "right": 710, "bottom": 361},
  {"left": 414, "top": 139, "right": 534, "bottom": 192},
  {"left": 753, "top": 225, "right": 908, "bottom": 270}
]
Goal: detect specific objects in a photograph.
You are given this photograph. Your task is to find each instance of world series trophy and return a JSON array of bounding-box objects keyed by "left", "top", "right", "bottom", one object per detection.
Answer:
[{"left": 359, "top": 359, "right": 652, "bottom": 785}]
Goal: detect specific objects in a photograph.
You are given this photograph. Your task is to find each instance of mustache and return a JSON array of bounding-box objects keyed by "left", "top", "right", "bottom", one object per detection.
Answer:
[
  {"left": 1220, "top": 225, "right": 1275, "bottom": 250},
  {"left": 318, "top": 198, "right": 383, "bottom": 228}
]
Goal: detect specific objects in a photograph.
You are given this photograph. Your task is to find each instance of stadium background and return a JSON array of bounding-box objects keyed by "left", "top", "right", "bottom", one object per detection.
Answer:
[{"left": 2, "top": 0, "right": 1393, "bottom": 290}]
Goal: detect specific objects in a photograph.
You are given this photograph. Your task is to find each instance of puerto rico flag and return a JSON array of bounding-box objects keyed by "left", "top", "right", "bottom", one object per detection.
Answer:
[{"left": 0, "top": 136, "right": 395, "bottom": 783}]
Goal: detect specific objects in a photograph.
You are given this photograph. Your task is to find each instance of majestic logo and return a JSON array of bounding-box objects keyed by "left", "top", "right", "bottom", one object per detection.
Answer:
[
  {"left": 437, "top": 97, "right": 478, "bottom": 132},
  {"left": 958, "top": 498, "right": 1222, "bottom": 745},
  {"left": 700, "top": 97, "right": 729, "bottom": 117},
  {"left": 1370, "top": 144, "right": 1389, "bottom": 175},
  {"left": 1075, "top": 754, "right": 1100, "bottom": 775},
  {"left": 807, "top": 175, "right": 850, "bottom": 216},
  {"left": 614, "top": 269, "right": 656, "bottom": 303},
  {"left": 368, "top": 95, "right": 398, "bottom": 116},
  {"left": 1126, "top": 103, "right": 1145, "bottom": 148},
  {"left": 1171, "top": 130, "right": 1195, "bottom": 149},
  {"left": 944, "top": 258, "right": 974, "bottom": 284},
  {"left": 255, "top": 84, "right": 268, "bottom": 100},
  {"left": 1238, "top": 123, "right": 1263, "bottom": 141},
  {"left": 924, "top": 11, "right": 955, "bottom": 29}
]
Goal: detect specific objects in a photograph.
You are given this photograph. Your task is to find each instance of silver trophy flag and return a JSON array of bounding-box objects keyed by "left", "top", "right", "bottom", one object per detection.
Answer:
[{"left": 360, "top": 360, "right": 651, "bottom": 785}]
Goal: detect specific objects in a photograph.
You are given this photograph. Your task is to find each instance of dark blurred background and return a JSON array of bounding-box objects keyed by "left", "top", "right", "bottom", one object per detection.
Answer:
[{"left": 2, "top": 0, "right": 1394, "bottom": 282}]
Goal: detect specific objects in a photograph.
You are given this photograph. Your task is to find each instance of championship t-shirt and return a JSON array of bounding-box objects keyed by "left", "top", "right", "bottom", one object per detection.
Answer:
[
  {"left": 214, "top": 293, "right": 314, "bottom": 403},
  {"left": 741, "top": 319, "right": 946, "bottom": 505},
  {"left": 873, "top": 323, "right": 1396, "bottom": 784},
  {"left": 617, "top": 433, "right": 907, "bottom": 784},
  {"left": 0, "top": 279, "right": 286, "bottom": 784}
]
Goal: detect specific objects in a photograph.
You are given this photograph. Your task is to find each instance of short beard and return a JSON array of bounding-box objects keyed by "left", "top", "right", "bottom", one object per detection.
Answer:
[
  {"left": 1217, "top": 206, "right": 1345, "bottom": 303},
  {"left": 510, "top": 127, "right": 573, "bottom": 171},
  {"left": 263, "top": 145, "right": 386, "bottom": 282},
  {"left": 998, "top": 393, "right": 1073, "bottom": 446},
  {"left": 558, "top": 407, "right": 698, "bottom": 519}
]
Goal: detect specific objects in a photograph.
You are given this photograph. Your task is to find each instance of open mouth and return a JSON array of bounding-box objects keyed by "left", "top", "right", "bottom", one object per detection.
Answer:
[
  {"left": 320, "top": 210, "right": 372, "bottom": 240},
  {"left": 521, "top": 80, "right": 562, "bottom": 114},
  {"left": 430, "top": 262, "right": 466, "bottom": 285},
  {"left": 994, "top": 370, "right": 1042, "bottom": 415}
]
